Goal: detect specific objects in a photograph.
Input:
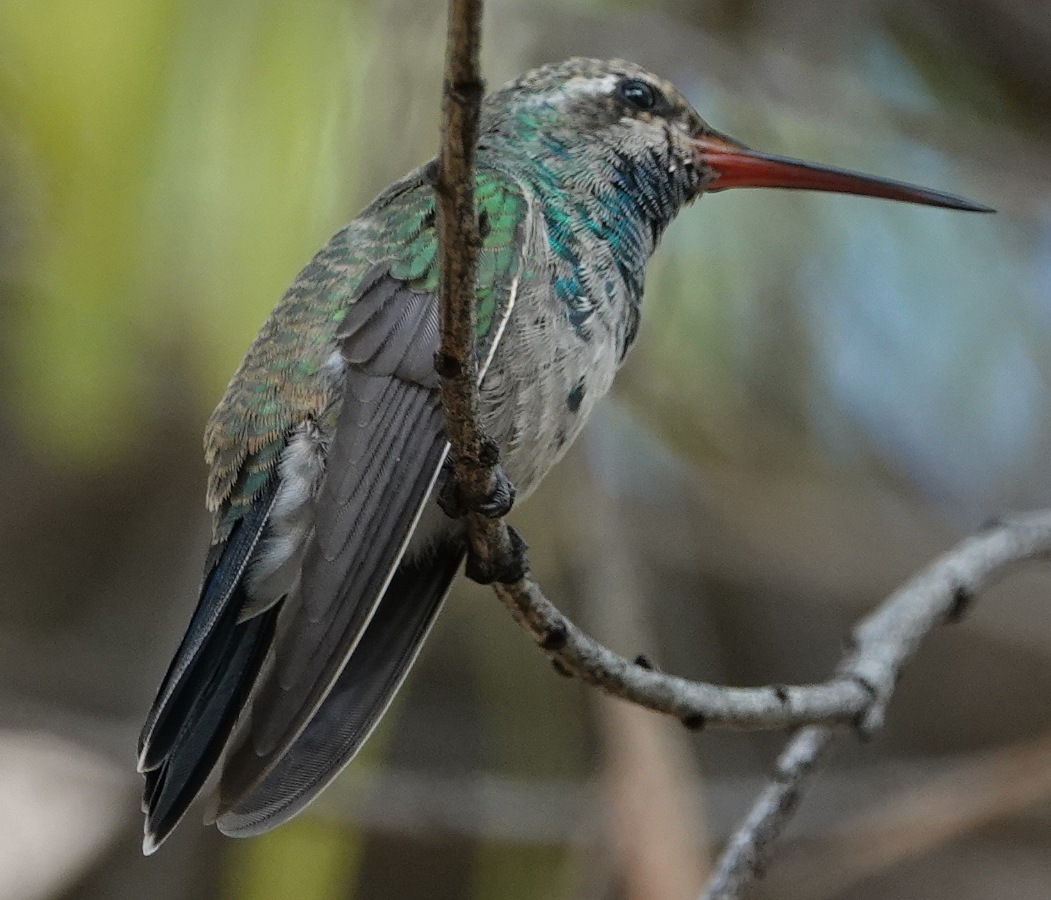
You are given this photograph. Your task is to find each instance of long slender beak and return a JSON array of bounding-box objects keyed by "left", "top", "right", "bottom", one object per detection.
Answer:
[{"left": 693, "top": 131, "right": 994, "bottom": 213}]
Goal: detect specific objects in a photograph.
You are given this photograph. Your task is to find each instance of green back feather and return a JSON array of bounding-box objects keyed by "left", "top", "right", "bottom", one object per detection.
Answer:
[{"left": 205, "top": 165, "right": 527, "bottom": 535}]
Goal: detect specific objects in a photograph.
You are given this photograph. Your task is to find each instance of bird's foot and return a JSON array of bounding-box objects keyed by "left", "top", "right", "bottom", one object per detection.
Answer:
[
  {"left": 473, "top": 465, "right": 517, "bottom": 517},
  {"left": 437, "top": 451, "right": 517, "bottom": 520},
  {"left": 437, "top": 447, "right": 526, "bottom": 583},
  {"left": 465, "top": 524, "right": 530, "bottom": 585}
]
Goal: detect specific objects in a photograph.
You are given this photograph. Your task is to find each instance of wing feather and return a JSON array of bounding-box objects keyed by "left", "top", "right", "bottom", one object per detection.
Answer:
[
  {"left": 215, "top": 535, "right": 465, "bottom": 836},
  {"left": 215, "top": 277, "right": 450, "bottom": 804}
]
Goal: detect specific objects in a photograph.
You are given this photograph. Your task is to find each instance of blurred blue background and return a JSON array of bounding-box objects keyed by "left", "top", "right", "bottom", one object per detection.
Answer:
[{"left": 2, "top": 1, "right": 1051, "bottom": 898}]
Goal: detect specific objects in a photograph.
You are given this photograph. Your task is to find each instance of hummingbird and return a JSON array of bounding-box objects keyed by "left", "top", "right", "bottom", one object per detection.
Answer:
[{"left": 138, "top": 57, "right": 990, "bottom": 852}]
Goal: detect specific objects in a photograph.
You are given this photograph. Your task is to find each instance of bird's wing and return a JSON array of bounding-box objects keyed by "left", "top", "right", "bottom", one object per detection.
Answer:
[
  {"left": 215, "top": 169, "right": 527, "bottom": 813},
  {"left": 138, "top": 166, "right": 527, "bottom": 849},
  {"left": 215, "top": 531, "right": 465, "bottom": 836}
]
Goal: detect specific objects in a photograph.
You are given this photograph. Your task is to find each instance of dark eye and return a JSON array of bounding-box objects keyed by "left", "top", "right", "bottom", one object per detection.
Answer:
[{"left": 617, "top": 79, "right": 660, "bottom": 111}]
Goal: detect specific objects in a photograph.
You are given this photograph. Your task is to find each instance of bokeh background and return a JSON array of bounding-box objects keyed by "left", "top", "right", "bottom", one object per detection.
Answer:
[{"left": 2, "top": 0, "right": 1051, "bottom": 897}]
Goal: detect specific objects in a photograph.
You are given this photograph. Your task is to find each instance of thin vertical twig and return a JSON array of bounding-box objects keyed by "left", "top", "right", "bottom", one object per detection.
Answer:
[
  {"left": 434, "top": 0, "right": 488, "bottom": 496},
  {"left": 435, "top": 0, "right": 518, "bottom": 573}
]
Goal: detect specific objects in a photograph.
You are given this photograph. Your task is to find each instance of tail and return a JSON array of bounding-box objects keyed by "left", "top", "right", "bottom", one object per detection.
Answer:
[{"left": 139, "top": 481, "right": 280, "bottom": 854}]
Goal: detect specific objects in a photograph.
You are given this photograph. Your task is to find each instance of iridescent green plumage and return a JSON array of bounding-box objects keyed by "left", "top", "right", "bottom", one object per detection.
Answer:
[{"left": 205, "top": 166, "right": 527, "bottom": 535}]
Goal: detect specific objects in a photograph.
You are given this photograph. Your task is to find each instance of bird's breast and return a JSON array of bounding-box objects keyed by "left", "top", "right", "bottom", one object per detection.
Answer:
[{"left": 477, "top": 272, "right": 627, "bottom": 500}]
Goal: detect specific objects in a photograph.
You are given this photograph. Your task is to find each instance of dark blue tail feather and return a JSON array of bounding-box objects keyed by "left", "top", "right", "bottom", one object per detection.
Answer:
[
  {"left": 143, "top": 602, "right": 277, "bottom": 851},
  {"left": 138, "top": 480, "right": 278, "bottom": 769},
  {"left": 139, "top": 478, "right": 280, "bottom": 851}
]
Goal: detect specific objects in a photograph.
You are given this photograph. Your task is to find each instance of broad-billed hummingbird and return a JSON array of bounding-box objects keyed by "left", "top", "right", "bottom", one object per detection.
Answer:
[{"left": 138, "top": 58, "right": 990, "bottom": 852}]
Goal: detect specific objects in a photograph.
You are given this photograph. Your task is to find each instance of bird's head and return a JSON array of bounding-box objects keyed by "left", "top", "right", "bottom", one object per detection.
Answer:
[{"left": 482, "top": 58, "right": 991, "bottom": 213}]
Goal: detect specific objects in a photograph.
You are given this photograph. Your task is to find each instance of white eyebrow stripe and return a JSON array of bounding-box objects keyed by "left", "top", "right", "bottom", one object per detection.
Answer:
[
  {"left": 562, "top": 74, "right": 620, "bottom": 96},
  {"left": 520, "top": 74, "right": 621, "bottom": 107}
]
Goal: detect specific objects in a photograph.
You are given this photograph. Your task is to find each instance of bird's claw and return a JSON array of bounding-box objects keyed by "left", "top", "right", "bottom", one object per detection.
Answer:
[
  {"left": 474, "top": 466, "right": 517, "bottom": 518},
  {"left": 437, "top": 457, "right": 517, "bottom": 520},
  {"left": 465, "top": 525, "right": 530, "bottom": 585},
  {"left": 437, "top": 450, "right": 526, "bottom": 583}
]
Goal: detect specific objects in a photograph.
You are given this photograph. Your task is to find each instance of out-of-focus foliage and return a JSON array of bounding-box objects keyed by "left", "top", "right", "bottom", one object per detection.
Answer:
[
  {"left": 4, "top": 0, "right": 1048, "bottom": 519},
  {"left": 2, "top": 1, "right": 1051, "bottom": 899},
  {"left": 628, "top": 47, "right": 1050, "bottom": 521},
  {"left": 222, "top": 818, "right": 364, "bottom": 900},
  {"left": 0, "top": 0, "right": 368, "bottom": 464}
]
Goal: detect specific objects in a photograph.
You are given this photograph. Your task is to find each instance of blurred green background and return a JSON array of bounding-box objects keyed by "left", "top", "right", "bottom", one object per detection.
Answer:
[{"left": 2, "top": 0, "right": 1051, "bottom": 898}]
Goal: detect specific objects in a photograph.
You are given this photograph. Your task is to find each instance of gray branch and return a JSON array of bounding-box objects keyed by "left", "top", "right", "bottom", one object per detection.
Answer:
[
  {"left": 491, "top": 578, "right": 872, "bottom": 729},
  {"left": 486, "top": 510, "right": 1051, "bottom": 735},
  {"left": 701, "top": 510, "right": 1051, "bottom": 899},
  {"left": 702, "top": 726, "right": 835, "bottom": 900},
  {"left": 435, "top": 0, "right": 520, "bottom": 575},
  {"left": 435, "top": 0, "right": 484, "bottom": 477},
  {"left": 432, "top": 6, "right": 1051, "bottom": 899}
]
